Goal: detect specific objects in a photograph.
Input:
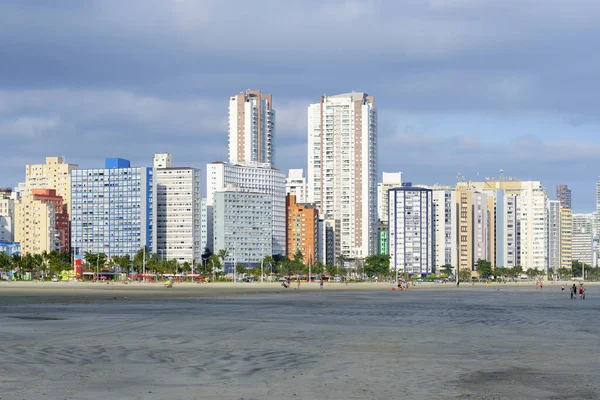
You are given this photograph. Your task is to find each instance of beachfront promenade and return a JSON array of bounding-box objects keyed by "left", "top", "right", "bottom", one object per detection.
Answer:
[{"left": 1, "top": 281, "right": 599, "bottom": 399}]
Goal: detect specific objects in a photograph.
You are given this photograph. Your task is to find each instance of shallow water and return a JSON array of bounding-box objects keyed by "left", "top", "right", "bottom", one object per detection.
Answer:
[{"left": 1, "top": 286, "right": 598, "bottom": 399}]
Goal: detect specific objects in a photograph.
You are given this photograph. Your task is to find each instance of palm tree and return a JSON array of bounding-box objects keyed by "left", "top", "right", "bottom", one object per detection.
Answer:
[
  {"left": 0, "top": 252, "right": 10, "bottom": 273},
  {"left": 263, "top": 255, "right": 275, "bottom": 277},
  {"left": 217, "top": 249, "right": 229, "bottom": 276}
]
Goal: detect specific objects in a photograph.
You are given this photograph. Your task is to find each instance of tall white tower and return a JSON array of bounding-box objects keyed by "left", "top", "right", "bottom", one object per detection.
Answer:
[
  {"left": 228, "top": 90, "right": 275, "bottom": 166},
  {"left": 307, "top": 92, "right": 377, "bottom": 259}
]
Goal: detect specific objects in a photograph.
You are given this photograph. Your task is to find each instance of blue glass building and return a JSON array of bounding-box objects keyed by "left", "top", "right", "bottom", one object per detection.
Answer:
[{"left": 70, "top": 158, "right": 153, "bottom": 259}]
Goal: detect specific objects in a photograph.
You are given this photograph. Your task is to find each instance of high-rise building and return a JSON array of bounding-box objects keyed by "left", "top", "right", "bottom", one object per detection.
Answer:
[
  {"left": 286, "top": 169, "right": 308, "bottom": 204},
  {"left": 519, "top": 181, "right": 548, "bottom": 272},
  {"left": 495, "top": 190, "right": 519, "bottom": 268},
  {"left": 547, "top": 200, "right": 561, "bottom": 273},
  {"left": 9, "top": 182, "right": 25, "bottom": 201},
  {"left": 377, "top": 220, "right": 389, "bottom": 255},
  {"left": 572, "top": 213, "right": 593, "bottom": 266},
  {"left": 228, "top": 90, "right": 275, "bottom": 166},
  {"left": 154, "top": 154, "right": 201, "bottom": 264},
  {"left": 307, "top": 92, "right": 377, "bottom": 259},
  {"left": 70, "top": 158, "right": 154, "bottom": 259},
  {"left": 25, "top": 156, "right": 78, "bottom": 213},
  {"left": 286, "top": 194, "right": 318, "bottom": 264},
  {"left": 431, "top": 188, "right": 457, "bottom": 272},
  {"left": 0, "top": 190, "right": 14, "bottom": 243},
  {"left": 200, "top": 198, "right": 212, "bottom": 253},
  {"left": 560, "top": 207, "right": 572, "bottom": 271},
  {"left": 14, "top": 191, "right": 60, "bottom": 254},
  {"left": 213, "top": 189, "right": 273, "bottom": 269},
  {"left": 377, "top": 172, "right": 402, "bottom": 222},
  {"left": 207, "top": 161, "right": 286, "bottom": 255},
  {"left": 318, "top": 219, "right": 335, "bottom": 266},
  {"left": 556, "top": 184, "right": 571, "bottom": 209},
  {"left": 388, "top": 186, "right": 434, "bottom": 276},
  {"left": 456, "top": 186, "right": 495, "bottom": 272}
]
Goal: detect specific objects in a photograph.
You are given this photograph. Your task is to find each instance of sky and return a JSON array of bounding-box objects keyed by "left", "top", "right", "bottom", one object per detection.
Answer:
[{"left": 1, "top": 0, "right": 600, "bottom": 212}]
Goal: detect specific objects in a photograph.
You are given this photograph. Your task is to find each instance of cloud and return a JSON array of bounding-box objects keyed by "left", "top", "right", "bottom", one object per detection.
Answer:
[{"left": 1, "top": 0, "right": 600, "bottom": 210}]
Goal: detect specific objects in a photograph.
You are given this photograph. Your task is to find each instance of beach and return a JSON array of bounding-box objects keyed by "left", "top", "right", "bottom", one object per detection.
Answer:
[{"left": 1, "top": 281, "right": 599, "bottom": 399}]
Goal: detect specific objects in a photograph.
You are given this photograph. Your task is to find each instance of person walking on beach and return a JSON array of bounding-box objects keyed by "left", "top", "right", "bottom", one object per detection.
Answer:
[
  {"left": 319, "top": 277, "right": 324, "bottom": 289},
  {"left": 540, "top": 281, "right": 543, "bottom": 290},
  {"left": 579, "top": 284, "right": 584, "bottom": 299},
  {"left": 561, "top": 284, "right": 565, "bottom": 292},
  {"left": 570, "top": 285, "right": 574, "bottom": 299}
]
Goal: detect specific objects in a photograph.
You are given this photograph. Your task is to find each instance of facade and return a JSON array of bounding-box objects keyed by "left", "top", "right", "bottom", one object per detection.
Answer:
[
  {"left": 70, "top": 158, "right": 153, "bottom": 259},
  {"left": 14, "top": 193, "right": 57, "bottom": 254},
  {"left": 307, "top": 92, "right": 377, "bottom": 259},
  {"left": 207, "top": 161, "right": 286, "bottom": 255},
  {"left": 457, "top": 180, "right": 548, "bottom": 272},
  {"left": 547, "top": 200, "right": 561, "bottom": 273},
  {"left": 200, "top": 198, "right": 213, "bottom": 252},
  {"left": 213, "top": 190, "right": 273, "bottom": 268},
  {"left": 30, "top": 189, "right": 70, "bottom": 252},
  {"left": 153, "top": 153, "right": 172, "bottom": 169},
  {"left": 286, "top": 169, "right": 308, "bottom": 204},
  {"left": 431, "top": 188, "right": 457, "bottom": 272},
  {"left": 286, "top": 195, "right": 318, "bottom": 264},
  {"left": 518, "top": 182, "right": 548, "bottom": 272},
  {"left": 377, "top": 172, "right": 403, "bottom": 222},
  {"left": 318, "top": 219, "right": 335, "bottom": 266},
  {"left": 154, "top": 155, "right": 201, "bottom": 264},
  {"left": 572, "top": 213, "right": 593, "bottom": 266},
  {"left": 228, "top": 90, "right": 275, "bottom": 166},
  {"left": 388, "top": 186, "right": 434, "bottom": 276},
  {"left": 556, "top": 184, "right": 571, "bottom": 209},
  {"left": 0, "top": 191, "right": 14, "bottom": 242},
  {"left": 495, "top": 190, "right": 519, "bottom": 268},
  {"left": 456, "top": 186, "right": 494, "bottom": 272},
  {"left": 10, "top": 182, "right": 26, "bottom": 201},
  {"left": 25, "top": 156, "right": 78, "bottom": 213},
  {"left": 0, "top": 241, "right": 20, "bottom": 256},
  {"left": 377, "top": 221, "right": 389, "bottom": 255},
  {"left": 560, "top": 207, "right": 573, "bottom": 271}
]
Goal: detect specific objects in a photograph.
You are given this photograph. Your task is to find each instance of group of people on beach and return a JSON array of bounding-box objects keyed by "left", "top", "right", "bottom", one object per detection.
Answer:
[
  {"left": 397, "top": 279, "right": 409, "bottom": 291},
  {"left": 281, "top": 277, "right": 325, "bottom": 289},
  {"left": 562, "top": 282, "right": 585, "bottom": 299}
]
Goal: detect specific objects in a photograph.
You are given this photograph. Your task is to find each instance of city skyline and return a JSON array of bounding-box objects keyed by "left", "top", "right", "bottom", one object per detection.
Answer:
[{"left": 2, "top": 1, "right": 600, "bottom": 211}]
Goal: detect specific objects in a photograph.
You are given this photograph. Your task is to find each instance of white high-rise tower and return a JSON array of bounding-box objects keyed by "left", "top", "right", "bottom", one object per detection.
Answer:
[
  {"left": 307, "top": 92, "right": 377, "bottom": 259},
  {"left": 228, "top": 90, "right": 275, "bottom": 166}
]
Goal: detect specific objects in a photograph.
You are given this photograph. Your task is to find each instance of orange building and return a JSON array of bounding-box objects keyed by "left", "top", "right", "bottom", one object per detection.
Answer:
[
  {"left": 31, "top": 189, "right": 70, "bottom": 252},
  {"left": 286, "top": 194, "right": 318, "bottom": 265}
]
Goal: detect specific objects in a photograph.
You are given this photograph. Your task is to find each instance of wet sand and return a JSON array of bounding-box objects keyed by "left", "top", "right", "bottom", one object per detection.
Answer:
[{"left": 1, "top": 281, "right": 598, "bottom": 399}]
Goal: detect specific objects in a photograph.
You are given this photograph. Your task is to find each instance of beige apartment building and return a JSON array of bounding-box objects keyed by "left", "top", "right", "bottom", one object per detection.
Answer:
[
  {"left": 560, "top": 207, "right": 573, "bottom": 270},
  {"left": 14, "top": 193, "right": 57, "bottom": 254},
  {"left": 456, "top": 179, "right": 548, "bottom": 272},
  {"left": 456, "top": 186, "right": 496, "bottom": 273},
  {"left": 25, "top": 156, "right": 79, "bottom": 213}
]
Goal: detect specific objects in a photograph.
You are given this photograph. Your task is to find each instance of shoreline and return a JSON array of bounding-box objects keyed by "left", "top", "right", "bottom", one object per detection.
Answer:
[{"left": 0, "top": 280, "right": 595, "bottom": 302}]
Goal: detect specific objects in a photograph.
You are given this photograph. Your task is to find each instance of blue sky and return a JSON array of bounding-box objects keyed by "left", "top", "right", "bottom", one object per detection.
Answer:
[{"left": 1, "top": 0, "right": 599, "bottom": 211}]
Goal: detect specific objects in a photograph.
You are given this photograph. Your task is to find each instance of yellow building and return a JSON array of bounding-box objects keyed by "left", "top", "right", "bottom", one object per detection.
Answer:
[
  {"left": 456, "top": 186, "right": 495, "bottom": 273},
  {"left": 560, "top": 207, "right": 573, "bottom": 270},
  {"left": 25, "top": 156, "right": 78, "bottom": 213},
  {"left": 14, "top": 194, "right": 57, "bottom": 255}
]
